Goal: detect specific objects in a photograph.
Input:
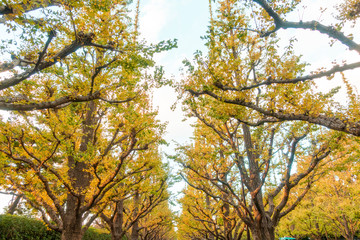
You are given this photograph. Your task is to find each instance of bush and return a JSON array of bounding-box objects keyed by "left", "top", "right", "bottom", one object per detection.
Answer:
[
  {"left": 0, "top": 214, "right": 111, "bottom": 240},
  {"left": 0, "top": 214, "right": 59, "bottom": 240},
  {"left": 83, "top": 227, "right": 111, "bottom": 240}
]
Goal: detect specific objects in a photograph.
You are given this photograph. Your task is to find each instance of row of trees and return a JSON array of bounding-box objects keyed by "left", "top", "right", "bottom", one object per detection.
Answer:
[
  {"left": 1, "top": 0, "right": 360, "bottom": 239},
  {"left": 0, "top": 0, "right": 176, "bottom": 240},
  {"left": 278, "top": 157, "right": 360, "bottom": 240},
  {"left": 178, "top": 154, "right": 360, "bottom": 240},
  {"left": 176, "top": 0, "right": 360, "bottom": 239}
]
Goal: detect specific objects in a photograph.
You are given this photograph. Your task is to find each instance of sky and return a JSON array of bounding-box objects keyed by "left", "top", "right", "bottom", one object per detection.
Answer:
[
  {"left": 139, "top": 0, "right": 209, "bottom": 144},
  {"left": 137, "top": 0, "right": 210, "bottom": 211},
  {"left": 1, "top": 0, "right": 359, "bottom": 214}
]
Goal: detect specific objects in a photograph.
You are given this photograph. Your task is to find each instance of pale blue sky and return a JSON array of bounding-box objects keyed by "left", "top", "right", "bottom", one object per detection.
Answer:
[{"left": 138, "top": 0, "right": 211, "bottom": 210}]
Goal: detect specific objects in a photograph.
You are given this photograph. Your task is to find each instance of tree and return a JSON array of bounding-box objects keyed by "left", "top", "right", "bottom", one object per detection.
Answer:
[
  {"left": 99, "top": 151, "right": 170, "bottom": 240},
  {"left": 179, "top": 1, "right": 351, "bottom": 238},
  {"left": 178, "top": 185, "right": 245, "bottom": 240},
  {"left": 0, "top": 94, "right": 164, "bottom": 240},
  {"left": 186, "top": 0, "right": 360, "bottom": 136},
  {"left": 0, "top": 0, "right": 175, "bottom": 111},
  {"left": 177, "top": 124, "right": 246, "bottom": 240},
  {"left": 275, "top": 184, "right": 333, "bottom": 240},
  {"left": 137, "top": 201, "right": 176, "bottom": 240},
  {"left": 0, "top": 34, "right": 166, "bottom": 238},
  {"left": 176, "top": 105, "right": 337, "bottom": 240},
  {"left": 277, "top": 148, "right": 360, "bottom": 240}
]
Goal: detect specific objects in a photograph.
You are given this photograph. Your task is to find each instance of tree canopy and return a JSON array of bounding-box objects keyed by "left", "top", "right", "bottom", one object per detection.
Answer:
[{"left": 1, "top": 0, "right": 360, "bottom": 240}]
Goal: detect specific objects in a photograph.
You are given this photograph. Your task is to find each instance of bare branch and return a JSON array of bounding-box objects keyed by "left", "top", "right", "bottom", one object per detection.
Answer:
[
  {"left": 238, "top": 62, "right": 360, "bottom": 91},
  {"left": 253, "top": 0, "right": 360, "bottom": 53}
]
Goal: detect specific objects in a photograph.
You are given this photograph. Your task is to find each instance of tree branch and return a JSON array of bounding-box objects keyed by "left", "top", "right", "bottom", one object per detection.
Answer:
[
  {"left": 253, "top": 0, "right": 360, "bottom": 53},
  {"left": 0, "top": 91, "right": 102, "bottom": 111},
  {"left": 0, "top": 0, "right": 60, "bottom": 16},
  {"left": 188, "top": 89, "right": 360, "bottom": 136}
]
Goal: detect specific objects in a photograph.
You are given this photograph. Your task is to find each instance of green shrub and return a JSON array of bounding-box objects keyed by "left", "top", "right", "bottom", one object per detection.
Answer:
[
  {"left": 83, "top": 227, "right": 111, "bottom": 240},
  {"left": 0, "top": 214, "right": 111, "bottom": 240},
  {"left": 0, "top": 214, "right": 59, "bottom": 240}
]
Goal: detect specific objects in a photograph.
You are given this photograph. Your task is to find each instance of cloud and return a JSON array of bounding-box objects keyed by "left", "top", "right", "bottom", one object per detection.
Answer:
[{"left": 139, "top": 0, "right": 171, "bottom": 43}]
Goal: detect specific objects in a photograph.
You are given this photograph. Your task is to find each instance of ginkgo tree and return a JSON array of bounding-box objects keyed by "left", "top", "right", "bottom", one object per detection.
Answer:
[
  {"left": 0, "top": 90, "right": 164, "bottom": 240},
  {"left": 98, "top": 150, "right": 171, "bottom": 240},
  {"left": 178, "top": 185, "right": 245, "bottom": 240},
  {"left": 277, "top": 144, "right": 360, "bottom": 240},
  {"left": 176, "top": 101, "right": 338, "bottom": 240},
  {"left": 137, "top": 200, "right": 176, "bottom": 240},
  {"left": 0, "top": 3, "right": 171, "bottom": 237},
  {"left": 179, "top": 1, "right": 346, "bottom": 239},
  {"left": 177, "top": 125, "right": 246, "bottom": 240}
]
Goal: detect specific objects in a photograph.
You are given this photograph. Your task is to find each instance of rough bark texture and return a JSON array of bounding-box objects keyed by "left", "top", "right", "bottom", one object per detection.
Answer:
[
  {"left": 250, "top": 224, "right": 275, "bottom": 240},
  {"left": 111, "top": 200, "right": 125, "bottom": 240},
  {"left": 61, "top": 207, "right": 84, "bottom": 240}
]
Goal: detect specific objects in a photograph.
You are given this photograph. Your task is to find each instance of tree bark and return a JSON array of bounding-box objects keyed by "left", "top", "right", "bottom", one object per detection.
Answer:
[
  {"left": 250, "top": 223, "right": 275, "bottom": 240},
  {"left": 111, "top": 200, "right": 125, "bottom": 240},
  {"left": 7, "top": 194, "right": 23, "bottom": 214},
  {"left": 61, "top": 198, "right": 84, "bottom": 240},
  {"left": 130, "top": 191, "right": 140, "bottom": 240}
]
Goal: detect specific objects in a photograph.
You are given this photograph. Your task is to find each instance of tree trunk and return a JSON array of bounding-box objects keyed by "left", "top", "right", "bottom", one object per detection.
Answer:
[
  {"left": 111, "top": 200, "right": 125, "bottom": 240},
  {"left": 250, "top": 224, "right": 275, "bottom": 240},
  {"left": 249, "top": 213, "right": 275, "bottom": 240},
  {"left": 61, "top": 201, "right": 84, "bottom": 240},
  {"left": 7, "top": 194, "right": 23, "bottom": 214},
  {"left": 130, "top": 191, "right": 140, "bottom": 240},
  {"left": 61, "top": 229, "right": 83, "bottom": 240},
  {"left": 61, "top": 101, "right": 96, "bottom": 240}
]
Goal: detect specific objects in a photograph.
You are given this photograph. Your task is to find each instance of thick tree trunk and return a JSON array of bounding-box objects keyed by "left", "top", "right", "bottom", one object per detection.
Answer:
[
  {"left": 250, "top": 225, "right": 275, "bottom": 240},
  {"left": 111, "top": 232, "right": 124, "bottom": 240},
  {"left": 61, "top": 229, "right": 83, "bottom": 240},
  {"left": 60, "top": 194, "right": 85, "bottom": 240},
  {"left": 61, "top": 209, "right": 84, "bottom": 240},
  {"left": 111, "top": 200, "right": 125, "bottom": 240}
]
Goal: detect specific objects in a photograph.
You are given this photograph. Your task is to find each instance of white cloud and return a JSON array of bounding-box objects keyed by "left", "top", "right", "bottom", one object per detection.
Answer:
[{"left": 139, "top": 0, "right": 171, "bottom": 43}]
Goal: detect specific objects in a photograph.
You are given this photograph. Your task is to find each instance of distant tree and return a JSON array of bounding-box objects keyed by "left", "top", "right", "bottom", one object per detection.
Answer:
[
  {"left": 177, "top": 125, "right": 245, "bottom": 240},
  {"left": 277, "top": 146, "right": 360, "bottom": 240},
  {"left": 138, "top": 201, "right": 176, "bottom": 240},
  {"left": 99, "top": 152, "right": 170, "bottom": 240},
  {"left": 178, "top": 185, "right": 245, "bottom": 240}
]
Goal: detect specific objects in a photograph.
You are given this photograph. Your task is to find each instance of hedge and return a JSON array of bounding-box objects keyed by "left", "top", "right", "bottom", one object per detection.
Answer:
[{"left": 0, "top": 214, "right": 111, "bottom": 240}]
